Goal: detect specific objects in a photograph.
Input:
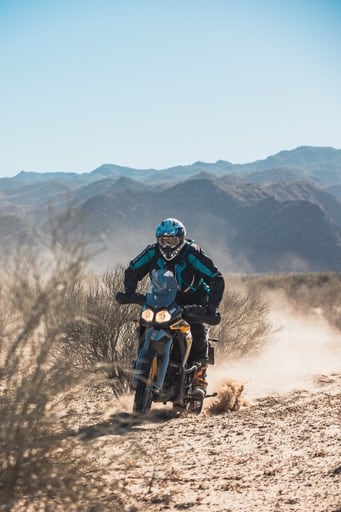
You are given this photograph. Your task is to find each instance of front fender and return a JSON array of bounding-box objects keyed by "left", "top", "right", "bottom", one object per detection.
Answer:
[
  {"left": 149, "top": 329, "right": 173, "bottom": 356},
  {"left": 134, "top": 328, "right": 174, "bottom": 393}
]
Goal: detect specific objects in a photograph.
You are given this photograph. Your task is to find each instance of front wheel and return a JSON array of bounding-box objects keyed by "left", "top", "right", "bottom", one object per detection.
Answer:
[{"left": 133, "top": 349, "right": 157, "bottom": 414}]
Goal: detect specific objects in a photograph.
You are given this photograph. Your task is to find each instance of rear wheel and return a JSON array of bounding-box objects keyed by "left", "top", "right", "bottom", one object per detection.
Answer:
[
  {"left": 186, "top": 398, "right": 204, "bottom": 414},
  {"left": 133, "top": 349, "right": 157, "bottom": 414}
]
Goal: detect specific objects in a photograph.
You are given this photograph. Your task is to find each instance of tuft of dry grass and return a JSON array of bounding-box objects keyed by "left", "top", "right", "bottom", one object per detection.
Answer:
[{"left": 206, "top": 379, "right": 245, "bottom": 415}]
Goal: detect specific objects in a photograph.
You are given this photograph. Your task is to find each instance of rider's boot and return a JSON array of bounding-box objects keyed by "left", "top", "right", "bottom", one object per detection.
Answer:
[{"left": 192, "top": 364, "right": 208, "bottom": 399}]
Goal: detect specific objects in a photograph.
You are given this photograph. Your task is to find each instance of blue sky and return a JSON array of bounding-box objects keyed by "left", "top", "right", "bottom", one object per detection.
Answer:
[{"left": 0, "top": 0, "right": 340, "bottom": 177}]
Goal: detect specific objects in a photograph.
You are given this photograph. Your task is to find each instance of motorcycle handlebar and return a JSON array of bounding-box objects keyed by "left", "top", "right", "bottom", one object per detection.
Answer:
[
  {"left": 183, "top": 305, "right": 221, "bottom": 326},
  {"left": 115, "top": 291, "right": 146, "bottom": 306},
  {"left": 115, "top": 292, "right": 221, "bottom": 325}
]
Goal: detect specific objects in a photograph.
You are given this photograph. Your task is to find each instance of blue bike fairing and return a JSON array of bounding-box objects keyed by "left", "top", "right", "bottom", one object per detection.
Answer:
[{"left": 146, "top": 269, "right": 177, "bottom": 307}]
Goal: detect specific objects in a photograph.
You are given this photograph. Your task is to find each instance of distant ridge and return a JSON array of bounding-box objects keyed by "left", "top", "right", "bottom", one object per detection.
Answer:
[
  {"left": 0, "top": 146, "right": 341, "bottom": 184},
  {"left": 0, "top": 146, "right": 341, "bottom": 272}
]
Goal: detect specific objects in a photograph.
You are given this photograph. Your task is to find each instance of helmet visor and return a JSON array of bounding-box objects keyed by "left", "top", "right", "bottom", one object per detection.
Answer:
[{"left": 157, "top": 236, "right": 182, "bottom": 248}]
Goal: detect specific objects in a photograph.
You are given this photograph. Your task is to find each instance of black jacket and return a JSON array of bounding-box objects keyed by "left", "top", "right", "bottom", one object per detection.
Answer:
[{"left": 124, "top": 240, "right": 224, "bottom": 308}]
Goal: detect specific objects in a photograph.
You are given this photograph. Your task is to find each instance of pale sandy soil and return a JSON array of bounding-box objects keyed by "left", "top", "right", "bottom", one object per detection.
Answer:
[
  {"left": 50, "top": 371, "right": 341, "bottom": 512},
  {"left": 7, "top": 307, "right": 341, "bottom": 512}
]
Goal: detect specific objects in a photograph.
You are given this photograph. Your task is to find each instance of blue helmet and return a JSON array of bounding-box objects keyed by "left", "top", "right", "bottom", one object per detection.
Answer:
[{"left": 155, "top": 218, "right": 186, "bottom": 261}]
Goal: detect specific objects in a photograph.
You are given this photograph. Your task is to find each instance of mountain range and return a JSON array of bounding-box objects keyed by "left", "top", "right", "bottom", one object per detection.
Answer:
[{"left": 1, "top": 146, "right": 341, "bottom": 272}]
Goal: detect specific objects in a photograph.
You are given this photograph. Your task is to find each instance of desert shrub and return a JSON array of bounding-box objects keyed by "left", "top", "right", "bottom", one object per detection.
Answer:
[
  {"left": 61, "top": 265, "right": 142, "bottom": 396},
  {"left": 63, "top": 268, "right": 274, "bottom": 373},
  {"left": 242, "top": 272, "right": 341, "bottom": 331},
  {"left": 212, "top": 287, "right": 274, "bottom": 359},
  {"left": 0, "top": 220, "right": 129, "bottom": 511}
]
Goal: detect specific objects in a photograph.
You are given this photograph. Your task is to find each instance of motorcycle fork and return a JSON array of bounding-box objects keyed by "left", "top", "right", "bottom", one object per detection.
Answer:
[
  {"left": 151, "top": 336, "right": 173, "bottom": 393},
  {"left": 171, "top": 329, "right": 194, "bottom": 406},
  {"left": 132, "top": 328, "right": 154, "bottom": 389},
  {"left": 146, "top": 355, "right": 158, "bottom": 386}
]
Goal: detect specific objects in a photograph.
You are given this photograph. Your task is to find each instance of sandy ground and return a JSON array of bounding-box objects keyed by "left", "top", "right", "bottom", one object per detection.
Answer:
[
  {"left": 53, "top": 370, "right": 340, "bottom": 512},
  {"left": 8, "top": 309, "right": 340, "bottom": 512},
  {"left": 58, "top": 311, "right": 341, "bottom": 512}
]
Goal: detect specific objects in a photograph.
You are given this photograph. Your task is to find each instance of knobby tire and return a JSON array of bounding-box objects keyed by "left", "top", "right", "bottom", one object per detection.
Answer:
[
  {"left": 186, "top": 398, "right": 204, "bottom": 414},
  {"left": 133, "top": 348, "right": 157, "bottom": 414}
]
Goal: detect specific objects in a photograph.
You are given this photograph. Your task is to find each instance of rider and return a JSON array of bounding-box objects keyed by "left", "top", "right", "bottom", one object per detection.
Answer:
[{"left": 123, "top": 218, "right": 225, "bottom": 399}]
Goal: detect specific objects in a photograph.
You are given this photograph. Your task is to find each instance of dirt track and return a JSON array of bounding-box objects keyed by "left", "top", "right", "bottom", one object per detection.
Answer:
[{"left": 66, "top": 372, "right": 341, "bottom": 512}]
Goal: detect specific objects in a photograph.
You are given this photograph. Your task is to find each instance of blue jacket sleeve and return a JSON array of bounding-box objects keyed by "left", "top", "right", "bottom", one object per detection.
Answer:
[
  {"left": 187, "top": 245, "right": 225, "bottom": 307},
  {"left": 124, "top": 244, "right": 157, "bottom": 294}
]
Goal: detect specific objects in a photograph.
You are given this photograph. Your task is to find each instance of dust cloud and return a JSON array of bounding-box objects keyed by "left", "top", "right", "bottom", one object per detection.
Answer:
[{"left": 209, "top": 305, "right": 341, "bottom": 400}]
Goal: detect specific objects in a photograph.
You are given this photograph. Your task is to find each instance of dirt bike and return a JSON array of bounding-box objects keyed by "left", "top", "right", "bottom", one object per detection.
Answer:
[{"left": 116, "top": 269, "right": 221, "bottom": 415}]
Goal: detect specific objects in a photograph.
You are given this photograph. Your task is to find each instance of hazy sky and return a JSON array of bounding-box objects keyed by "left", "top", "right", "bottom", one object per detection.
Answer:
[{"left": 1, "top": 0, "right": 340, "bottom": 177}]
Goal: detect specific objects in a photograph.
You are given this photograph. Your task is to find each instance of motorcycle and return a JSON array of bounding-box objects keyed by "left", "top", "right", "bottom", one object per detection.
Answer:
[{"left": 116, "top": 269, "right": 221, "bottom": 415}]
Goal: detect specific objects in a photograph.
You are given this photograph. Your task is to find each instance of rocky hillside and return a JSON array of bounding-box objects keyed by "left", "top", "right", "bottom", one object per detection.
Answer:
[{"left": 0, "top": 146, "right": 341, "bottom": 272}]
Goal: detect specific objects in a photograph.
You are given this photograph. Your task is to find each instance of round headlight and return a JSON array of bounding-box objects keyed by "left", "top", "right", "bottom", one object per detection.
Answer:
[
  {"left": 141, "top": 309, "right": 154, "bottom": 322},
  {"left": 155, "top": 310, "right": 172, "bottom": 323}
]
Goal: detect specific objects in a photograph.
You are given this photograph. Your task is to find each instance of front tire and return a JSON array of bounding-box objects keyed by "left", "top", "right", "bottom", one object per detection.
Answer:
[{"left": 133, "top": 349, "right": 157, "bottom": 414}]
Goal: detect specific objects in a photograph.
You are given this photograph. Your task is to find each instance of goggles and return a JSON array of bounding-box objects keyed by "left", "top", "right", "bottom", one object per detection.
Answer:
[{"left": 157, "top": 236, "right": 182, "bottom": 248}]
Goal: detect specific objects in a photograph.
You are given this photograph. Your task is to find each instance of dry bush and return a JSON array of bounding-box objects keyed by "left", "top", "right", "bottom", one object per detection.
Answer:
[
  {"left": 62, "top": 268, "right": 274, "bottom": 383},
  {"left": 212, "top": 287, "right": 274, "bottom": 359},
  {"left": 0, "top": 216, "right": 128, "bottom": 511},
  {"left": 61, "top": 265, "right": 141, "bottom": 396},
  {"left": 242, "top": 272, "right": 341, "bottom": 331},
  {"left": 59, "top": 265, "right": 275, "bottom": 395}
]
